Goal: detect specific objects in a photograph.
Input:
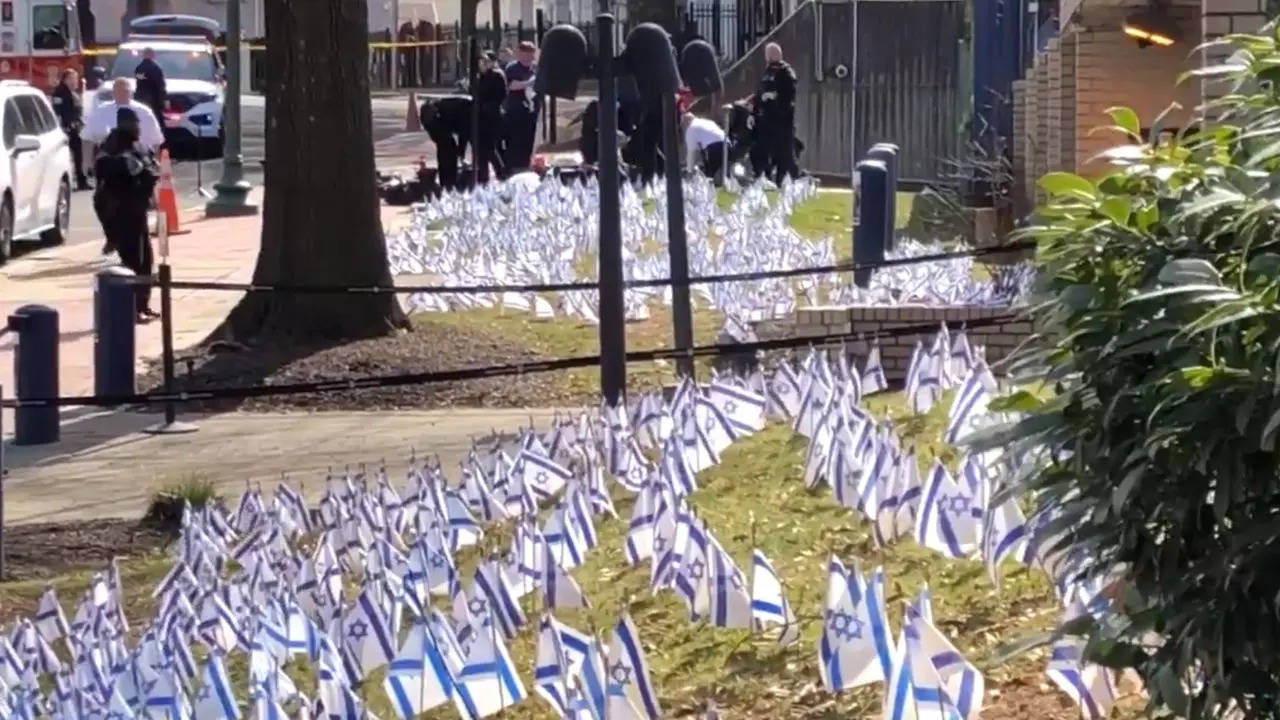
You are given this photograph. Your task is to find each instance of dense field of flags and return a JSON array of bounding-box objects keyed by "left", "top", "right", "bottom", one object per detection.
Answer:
[
  {"left": 1, "top": 321, "right": 1125, "bottom": 719},
  {"left": 384, "top": 175, "right": 1036, "bottom": 342}
]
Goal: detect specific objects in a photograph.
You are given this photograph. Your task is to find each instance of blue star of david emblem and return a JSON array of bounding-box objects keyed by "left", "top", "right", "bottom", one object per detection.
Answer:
[
  {"left": 723, "top": 400, "right": 738, "bottom": 414},
  {"left": 826, "top": 610, "right": 863, "bottom": 641},
  {"left": 140, "top": 678, "right": 158, "bottom": 696},
  {"left": 628, "top": 466, "right": 645, "bottom": 481},
  {"left": 772, "top": 380, "right": 788, "bottom": 395},
  {"left": 313, "top": 590, "right": 328, "bottom": 607},
  {"left": 945, "top": 494, "right": 970, "bottom": 516},
  {"left": 429, "top": 552, "right": 447, "bottom": 569},
  {"left": 704, "top": 416, "right": 717, "bottom": 432},
  {"left": 536, "top": 471, "right": 549, "bottom": 484},
  {"left": 688, "top": 558, "right": 706, "bottom": 580},
  {"left": 609, "top": 660, "right": 631, "bottom": 686},
  {"left": 468, "top": 597, "right": 487, "bottom": 616},
  {"left": 347, "top": 620, "right": 368, "bottom": 641},
  {"left": 653, "top": 536, "right": 667, "bottom": 554},
  {"left": 196, "top": 685, "right": 212, "bottom": 701}
]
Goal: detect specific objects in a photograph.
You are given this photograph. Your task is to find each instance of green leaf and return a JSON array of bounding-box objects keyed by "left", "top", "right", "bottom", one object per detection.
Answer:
[
  {"left": 988, "top": 390, "right": 1045, "bottom": 413},
  {"left": 1098, "top": 196, "right": 1132, "bottom": 226},
  {"left": 1105, "top": 106, "right": 1142, "bottom": 138},
  {"left": 1038, "top": 172, "right": 1097, "bottom": 201},
  {"left": 1157, "top": 258, "right": 1222, "bottom": 286},
  {"left": 1058, "top": 284, "right": 1095, "bottom": 311},
  {"left": 1246, "top": 252, "right": 1280, "bottom": 280}
]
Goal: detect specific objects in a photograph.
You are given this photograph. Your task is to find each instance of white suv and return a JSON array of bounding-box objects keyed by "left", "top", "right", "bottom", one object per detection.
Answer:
[
  {"left": 0, "top": 81, "right": 73, "bottom": 264},
  {"left": 94, "top": 38, "right": 225, "bottom": 154}
]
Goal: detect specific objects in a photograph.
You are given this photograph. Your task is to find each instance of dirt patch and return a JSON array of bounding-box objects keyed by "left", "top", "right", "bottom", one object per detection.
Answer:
[
  {"left": 1, "top": 519, "right": 170, "bottom": 581},
  {"left": 137, "top": 317, "right": 590, "bottom": 412}
]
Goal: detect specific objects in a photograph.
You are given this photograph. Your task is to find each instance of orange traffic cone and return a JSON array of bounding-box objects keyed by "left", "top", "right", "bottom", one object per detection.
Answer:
[
  {"left": 154, "top": 149, "right": 188, "bottom": 236},
  {"left": 405, "top": 91, "right": 421, "bottom": 132}
]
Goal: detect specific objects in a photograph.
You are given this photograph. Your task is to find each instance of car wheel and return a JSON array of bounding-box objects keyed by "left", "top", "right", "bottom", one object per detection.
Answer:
[
  {"left": 41, "top": 177, "right": 70, "bottom": 245},
  {"left": 0, "top": 196, "right": 12, "bottom": 264}
]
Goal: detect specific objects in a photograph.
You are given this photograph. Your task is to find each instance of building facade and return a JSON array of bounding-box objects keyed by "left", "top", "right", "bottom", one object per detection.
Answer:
[{"left": 1010, "top": 0, "right": 1272, "bottom": 212}]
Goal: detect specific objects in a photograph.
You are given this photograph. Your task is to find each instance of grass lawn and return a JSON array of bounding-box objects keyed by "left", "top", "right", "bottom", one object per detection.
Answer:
[{"left": 0, "top": 387, "right": 1142, "bottom": 719}]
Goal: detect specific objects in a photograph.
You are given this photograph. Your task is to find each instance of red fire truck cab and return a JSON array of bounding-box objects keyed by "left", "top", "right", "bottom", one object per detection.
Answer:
[{"left": 0, "top": 0, "right": 82, "bottom": 94}]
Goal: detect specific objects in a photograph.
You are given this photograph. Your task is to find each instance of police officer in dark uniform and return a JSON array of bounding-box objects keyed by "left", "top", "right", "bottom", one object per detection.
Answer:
[
  {"left": 474, "top": 51, "right": 507, "bottom": 183},
  {"left": 133, "top": 47, "right": 167, "bottom": 126},
  {"left": 52, "top": 68, "right": 90, "bottom": 190},
  {"left": 502, "top": 40, "right": 538, "bottom": 173},
  {"left": 421, "top": 96, "right": 473, "bottom": 192},
  {"left": 752, "top": 42, "right": 798, "bottom": 184}
]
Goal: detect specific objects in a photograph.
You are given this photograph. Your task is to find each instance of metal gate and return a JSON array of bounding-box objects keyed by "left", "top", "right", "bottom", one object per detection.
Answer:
[{"left": 849, "top": 0, "right": 965, "bottom": 185}]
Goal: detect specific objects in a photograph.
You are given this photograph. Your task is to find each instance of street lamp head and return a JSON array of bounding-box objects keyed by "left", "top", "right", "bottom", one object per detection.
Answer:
[
  {"left": 623, "top": 23, "right": 680, "bottom": 100},
  {"left": 534, "top": 24, "right": 588, "bottom": 99}
]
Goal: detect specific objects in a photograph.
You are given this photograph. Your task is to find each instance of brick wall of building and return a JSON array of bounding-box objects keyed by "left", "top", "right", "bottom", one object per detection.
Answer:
[
  {"left": 790, "top": 306, "right": 1033, "bottom": 382},
  {"left": 1202, "top": 0, "right": 1268, "bottom": 111},
  {"left": 1012, "top": 78, "right": 1029, "bottom": 215},
  {"left": 1059, "top": 34, "right": 1077, "bottom": 174},
  {"left": 1047, "top": 38, "right": 1064, "bottom": 173},
  {"left": 1073, "top": 4, "right": 1202, "bottom": 172}
]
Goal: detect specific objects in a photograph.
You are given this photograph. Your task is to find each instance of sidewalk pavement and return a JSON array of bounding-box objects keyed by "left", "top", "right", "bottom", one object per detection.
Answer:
[
  {"left": 0, "top": 134, "right": 430, "bottom": 435},
  {"left": 2, "top": 408, "right": 566, "bottom": 524}
]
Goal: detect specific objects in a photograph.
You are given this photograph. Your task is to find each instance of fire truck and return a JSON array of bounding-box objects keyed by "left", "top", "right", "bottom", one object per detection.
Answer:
[{"left": 0, "top": 0, "right": 82, "bottom": 94}]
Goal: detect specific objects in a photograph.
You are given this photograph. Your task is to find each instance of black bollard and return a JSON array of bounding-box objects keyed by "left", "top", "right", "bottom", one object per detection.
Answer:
[
  {"left": 94, "top": 267, "right": 137, "bottom": 399},
  {"left": 867, "top": 143, "right": 899, "bottom": 252},
  {"left": 8, "top": 305, "right": 59, "bottom": 445},
  {"left": 854, "top": 159, "right": 889, "bottom": 289}
]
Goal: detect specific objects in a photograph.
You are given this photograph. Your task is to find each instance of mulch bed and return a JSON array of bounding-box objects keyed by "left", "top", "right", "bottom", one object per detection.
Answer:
[
  {"left": 1, "top": 519, "right": 171, "bottom": 581},
  {"left": 137, "top": 318, "right": 591, "bottom": 412}
]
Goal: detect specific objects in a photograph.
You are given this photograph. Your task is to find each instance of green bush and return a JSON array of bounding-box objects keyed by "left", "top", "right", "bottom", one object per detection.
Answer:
[{"left": 974, "top": 28, "right": 1280, "bottom": 719}]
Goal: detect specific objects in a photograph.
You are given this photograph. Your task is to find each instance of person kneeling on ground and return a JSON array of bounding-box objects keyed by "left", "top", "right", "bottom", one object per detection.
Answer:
[
  {"left": 94, "top": 108, "right": 160, "bottom": 324},
  {"left": 420, "top": 96, "right": 473, "bottom": 192},
  {"left": 681, "top": 112, "right": 727, "bottom": 183}
]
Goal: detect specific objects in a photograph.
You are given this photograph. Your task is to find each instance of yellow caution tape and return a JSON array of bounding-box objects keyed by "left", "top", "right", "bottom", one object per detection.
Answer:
[{"left": 81, "top": 38, "right": 458, "bottom": 56}]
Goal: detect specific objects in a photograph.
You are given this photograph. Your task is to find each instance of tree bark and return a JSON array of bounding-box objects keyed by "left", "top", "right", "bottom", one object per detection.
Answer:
[{"left": 222, "top": 0, "right": 408, "bottom": 343}]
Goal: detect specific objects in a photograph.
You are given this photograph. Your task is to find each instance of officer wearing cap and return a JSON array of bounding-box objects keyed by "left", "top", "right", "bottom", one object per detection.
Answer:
[
  {"left": 502, "top": 40, "right": 538, "bottom": 173},
  {"left": 474, "top": 50, "right": 507, "bottom": 183}
]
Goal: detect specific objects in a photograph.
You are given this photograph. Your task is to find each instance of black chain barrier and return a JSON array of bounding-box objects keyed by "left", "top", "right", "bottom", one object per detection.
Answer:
[
  {"left": 0, "top": 315, "right": 1019, "bottom": 410},
  {"left": 123, "top": 241, "right": 1037, "bottom": 296}
]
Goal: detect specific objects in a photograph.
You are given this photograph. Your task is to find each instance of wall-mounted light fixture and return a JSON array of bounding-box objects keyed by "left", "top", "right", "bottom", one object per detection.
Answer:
[{"left": 1123, "top": 3, "right": 1180, "bottom": 47}]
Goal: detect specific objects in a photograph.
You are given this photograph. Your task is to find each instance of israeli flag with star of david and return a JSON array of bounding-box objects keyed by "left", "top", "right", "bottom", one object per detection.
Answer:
[
  {"left": 341, "top": 589, "right": 397, "bottom": 678},
  {"left": 191, "top": 653, "right": 238, "bottom": 720},
  {"left": 457, "top": 617, "right": 528, "bottom": 717},
  {"left": 915, "top": 460, "right": 981, "bottom": 559},
  {"left": 606, "top": 614, "right": 661, "bottom": 720},
  {"left": 383, "top": 620, "right": 454, "bottom": 719},
  {"left": 818, "top": 558, "right": 894, "bottom": 692},
  {"left": 901, "top": 590, "right": 984, "bottom": 720},
  {"left": 944, "top": 362, "right": 997, "bottom": 445},
  {"left": 750, "top": 549, "right": 799, "bottom": 645},
  {"left": 707, "top": 380, "right": 766, "bottom": 435}
]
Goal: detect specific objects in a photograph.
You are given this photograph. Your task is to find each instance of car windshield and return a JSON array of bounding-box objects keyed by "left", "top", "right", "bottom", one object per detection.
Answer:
[{"left": 109, "top": 47, "right": 217, "bottom": 82}]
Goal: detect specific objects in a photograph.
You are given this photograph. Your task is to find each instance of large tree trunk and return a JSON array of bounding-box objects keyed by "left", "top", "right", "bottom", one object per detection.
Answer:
[{"left": 223, "top": 0, "right": 408, "bottom": 342}]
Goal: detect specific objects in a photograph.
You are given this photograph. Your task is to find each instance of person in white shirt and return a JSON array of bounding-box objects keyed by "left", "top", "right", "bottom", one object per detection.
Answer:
[
  {"left": 83, "top": 78, "right": 165, "bottom": 151},
  {"left": 681, "top": 112, "right": 727, "bottom": 183}
]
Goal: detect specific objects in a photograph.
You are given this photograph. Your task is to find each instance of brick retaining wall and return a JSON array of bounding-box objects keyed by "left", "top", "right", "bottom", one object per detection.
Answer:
[{"left": 787, "top": 305, "right": 1033, "bottom": 383}]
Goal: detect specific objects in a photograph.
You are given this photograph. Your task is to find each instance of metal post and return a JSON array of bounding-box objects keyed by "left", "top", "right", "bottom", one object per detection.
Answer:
[
  {"left": 596, "top": 14, "right": 626, "bottom": 407},
  {"left": 206, "top": 0, "right": 258, "bottom": 217},
  {"left": 391, "top": 0, "right": 400, "bottom": 90},
  {"left": 721, "top": 101, "right": 730, "bottom": 185},
  {"left": 144, "top": 262, "right": 197, "bottom": 435},
  {"left": 661, "top": 92, "right": 693, "bottom": 378},
  {"left": 8, "top": 305, "right": 59, "bottom": 445},
  {"left": 853, "top": 158, "right": 888, "bottom": 289},
  {"left": 95, "top": 267, "right": 138, "bottom": 398},
  {"left": 867, "top": 142, "right": 898, "bottom": 251}
]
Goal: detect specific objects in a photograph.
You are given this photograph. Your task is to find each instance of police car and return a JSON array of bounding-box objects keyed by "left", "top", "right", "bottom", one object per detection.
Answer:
[
  {"left": 91, "top": 35, "right": 224, "bottom": 154},
  {"left": 0, "top": 80, "right": 74, "bottom": 263}
]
